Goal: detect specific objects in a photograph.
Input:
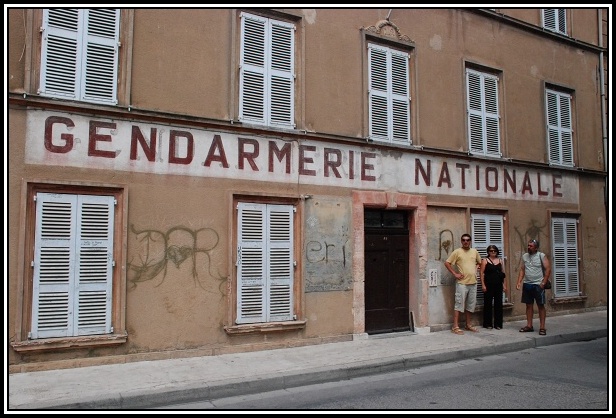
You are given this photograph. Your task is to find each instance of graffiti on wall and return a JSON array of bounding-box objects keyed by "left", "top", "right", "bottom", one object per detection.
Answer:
[
  {"left": 127, "top": 224, "right": 227, "bottom": 293},
  {"left": 437, "top": 229, "right": 454, "bottom": 260},
  {"left": 304, "top": 200, "right": 353, "bottom": 292}
]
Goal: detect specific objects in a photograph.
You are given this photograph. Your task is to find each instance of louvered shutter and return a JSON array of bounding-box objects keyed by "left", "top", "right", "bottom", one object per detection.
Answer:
[
  {"left": 266, "top": 204, "right": 294, "bottom": 321},
  {"left": 40, "top": 9, "right": 119, "bottom": 104},
  {"left": 466, "top": 69, "right": 500, "bottom": 156},
  {"left": 391, "top": 51, "right": 410, "bottom": 143},
  {"left": 75, "top": 194, "right": 115, "bottom": 335},
  {"left": 240, "top": 13, "right": 294, "bottom": 128},
  {"left": 551, "top": 218, "right": 579, "bottom": 297},
  {"left": 32, "top": 193, "right": 114, "bottom": 339},
  {"left": 40, "top": 9, "right": 81, "bottom": 99},
  {"left": 368, "top": 44, "right": 410, "bottom": 143},
  {"left": 82, "top": 9, "right": 120, "bottom": 104},
  {"left": 472, "top": 214, "right": 504, "bottom": 305},
  {"left": 237, "top": 203, "right": 267, "bottom": 323},
  {"left": 546, "top": 89, "right": 574, "bottom": 166},
  {"left": 543, "top": 9, "right": 567, "bottom": 35},
  {"left": 237, "top": 203, "right": 294, "bottom": 324},
  {"left": 269, "top": 20, "right": 294, "bottom": 127}
]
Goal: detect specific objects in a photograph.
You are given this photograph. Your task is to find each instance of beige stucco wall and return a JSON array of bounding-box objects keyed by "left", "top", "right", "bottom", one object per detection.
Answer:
[{"left": 7, "top": 8, "right": 607, "bottom": 371}]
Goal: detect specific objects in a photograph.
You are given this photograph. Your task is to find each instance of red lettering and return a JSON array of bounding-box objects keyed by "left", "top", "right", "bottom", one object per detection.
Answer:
[
  {"left": 299, "top": 145, "right": 316, "bottom": 176},
  {"left": 437, "top": 162, "right": 452, "bottom": 188},
  {"left": 521, "top": 171, "right": 533, "bottom": 194},
  {"left": 169, "top": 130, "right": 193, "bottom": 164},
  {"left": 238, "top": 138, "right": 259, "bottom": 171},
  {"left": 88, "top": 121, "right": 117, "bottom": 158},
  {"left": 361, "top": 152, "right": 376, "bottom": 181},
  {"left": 44, "top": 116, "right": 74, "bottom": 153},
  {"left": 456, "top": 163, "right": 469, "bottom": 189},
  {"left": 415, "top": 158, "right": 430, "bottom": 186},
  {"left": 203, "top": 134, "right": 229, "bottom": 167},
  {"left": 537, "top": 173, "right": 549, "bottom": 196},
  {"left": 324, "top": 148, "right": 342, "bottom": 178},
  {"left": 268, "top": 141, "right": 291, "bottom": 174},
  {"left": 485, "top": 167, "right": 498, "bottom": 192},
  {"left": 504, "top": 169, "right": 516, "bottom": 193},
  {"left": 553, "top": 174, "right": 563, "bottom": 197},
  {"left": 130, "top": 126, "right": 157, "bottom": 161}
]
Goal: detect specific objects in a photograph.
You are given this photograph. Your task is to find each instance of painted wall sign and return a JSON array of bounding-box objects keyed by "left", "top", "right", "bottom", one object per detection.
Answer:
[{"left": 25, "top": 110, "right": 578, "bottom": 203}]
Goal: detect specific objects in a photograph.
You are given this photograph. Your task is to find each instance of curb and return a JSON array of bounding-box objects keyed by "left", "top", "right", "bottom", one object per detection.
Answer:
[{"left": 31, "top": 328, "right": 607, "bottom": 410}]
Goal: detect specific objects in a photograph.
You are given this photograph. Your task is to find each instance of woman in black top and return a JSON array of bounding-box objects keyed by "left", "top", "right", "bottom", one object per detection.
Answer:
[{"left": 480, "top": 245, "right": 506, "bottom": 329}]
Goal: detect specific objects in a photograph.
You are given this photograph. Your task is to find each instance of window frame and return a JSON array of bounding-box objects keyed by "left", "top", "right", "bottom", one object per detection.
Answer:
[
  {"left": 545, "top": 87, "right": 575, "bottom": 167},
  {"left": 26, "top": 8, "right": 133, "bottom": 107},
  {"left": 542, "top": 9, "right": 567, "bottom": 36},
  {"left": 12, "top": 182, "right": 128, "bottom": 353},
  {"left": 550, "top": 216, "right": 581, "bottom": 298},
  {"left": 225, "top": 194, "right": 305, "bottom": 335},
  {"left": 367, "top": 43, "right": 411, "bottom": 145},
  {"left": 238, "top": 11, "right": 296, "bottom": 129},
  {"left": 465, "top": 67, "right": 502, "bottom": 158}
]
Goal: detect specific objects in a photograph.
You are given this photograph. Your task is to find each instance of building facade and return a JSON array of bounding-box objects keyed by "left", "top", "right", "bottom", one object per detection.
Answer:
[{"left": 7, "top": 8, "right": 609, "bottom": 372}]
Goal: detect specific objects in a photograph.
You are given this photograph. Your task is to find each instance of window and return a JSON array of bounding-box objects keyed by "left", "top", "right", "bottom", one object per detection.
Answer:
[
  {"left": 542, "top": 9, "right": 567, "bottom": 36},
  {"left": 551, "top": 217, "right": 580, "bottom": 297},
  {"left": 12, "top": 184, "right": 127, "bottom": 352},
  {"left": 471, "top": 213, "right": 505, "bottom": 306},
  {"left": 545, "top": 88, "right": 574, "bottom": 166},
  {"left": 236, "top": 202, "right": 295, "bottom": 324},
  {"left": 40, "top": 8, "right": 120, "bottom": 104},
  {"left": 368, "top": 43, "right": 410, "bottom": 144},
  {"left": 239, "top": 12, "right": 295, "bottom": 128},
  {"left": 32, "top": 193, "right": 115, "bottom": 338},
  {"left": 466, "top": 68, "right": 501, "bottom": 157}
]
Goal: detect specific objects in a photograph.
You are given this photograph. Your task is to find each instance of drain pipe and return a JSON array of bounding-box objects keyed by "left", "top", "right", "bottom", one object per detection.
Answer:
[{"left": 597, "top": 9, "right": 608, "bottom": 226}]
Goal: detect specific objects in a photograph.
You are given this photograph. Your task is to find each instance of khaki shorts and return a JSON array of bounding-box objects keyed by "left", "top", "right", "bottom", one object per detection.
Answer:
[{"left": 454, "top": 282, "right": 477, "bottom": 313}]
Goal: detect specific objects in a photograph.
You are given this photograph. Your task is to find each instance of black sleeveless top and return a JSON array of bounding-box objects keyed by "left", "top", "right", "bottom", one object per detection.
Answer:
[{"left": 484, "top": 258, "right": 504, "bottom": 282}]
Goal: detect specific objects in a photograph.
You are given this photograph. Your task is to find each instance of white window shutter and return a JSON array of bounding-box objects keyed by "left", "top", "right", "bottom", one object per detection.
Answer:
[
  {"left": 75, "top": 194, "right": 115, "bottom": 335},
  {"left": 40, "top": 9, "right": 81, "bottom": 99},
  {"left": 269, "top": 21, "right": 294, "bottom": 127},
  {"left": 467, "top": 69, "right": 500, "bottom": 156},
  {"left": 240, "top": 13, "right": 294, "bottom": 128},
  {"left": 240, "top": 14, "right": 267, "bottom": 124},
  {"left": 266, "top": 205, "right": 294, "bottom": 321},
  {"left": 390, "top": 51, "right": 410, "bottom": 143},
  {"left": 551, "top": 218, "right": 579, "bottom": 297},
  {"left": 472, "top": 214, "right": 504, "bottom": 305},
  {"left": 32, "top": 193, "right": 114, "bottom": 339},
  {"left": 32, "top": 193, "right": 77, "bottom": 338},
  {"left": 237, "top": 202, "right": 267, "bottom": 323},
  {"left": 368, "top": 46, "right": 389, "bottom": 141},
  {"left": 543, "top": 9, "right": 567, "bottom": 35},
  {"left": 81, "top": 9, "right": 120, "bottom": 104},
  {"left": 546, "top": 89, "right": 574, "bottom": 166},
  {"left": 40, "top": 8, "right": 119, "bottom": 104},
  {"left": 368, "top": 44, "right": 410, "bottom": 144},
  {"left": 483, "top": 76, "right": 501, "bottom": 155}
]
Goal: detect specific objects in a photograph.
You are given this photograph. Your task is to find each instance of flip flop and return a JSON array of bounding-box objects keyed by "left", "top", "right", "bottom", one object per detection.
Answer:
[
  {"left": 464, "top": 325, "right": 479, "bottom": 332},
  {"left": 539, "top": 329, "right": 546, "bottom": 335},
  {"left": 451, "top": 327, "right": 464, "bottom": 335},
  {"left": 519, "top": 326, "right": 534, "bottom": 332}
]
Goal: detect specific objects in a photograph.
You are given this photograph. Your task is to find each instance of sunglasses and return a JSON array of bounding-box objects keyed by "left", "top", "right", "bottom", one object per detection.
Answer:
[{"left": 489, "top": 249, "right": 497, "bottom": 252}]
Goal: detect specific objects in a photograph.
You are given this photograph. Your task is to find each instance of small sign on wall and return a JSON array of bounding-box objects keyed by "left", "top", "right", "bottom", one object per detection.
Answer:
[{"left": 429, "top": 269, "right": 438, "bottom": 287}]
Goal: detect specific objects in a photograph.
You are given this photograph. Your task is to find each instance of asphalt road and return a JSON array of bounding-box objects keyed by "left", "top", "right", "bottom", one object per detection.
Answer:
[{"left": 158, "top": 337, "right": 609, "bottom": 411}]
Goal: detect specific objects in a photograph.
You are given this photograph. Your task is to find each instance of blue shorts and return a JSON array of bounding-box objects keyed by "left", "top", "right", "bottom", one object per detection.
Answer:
[{"left": 521, "top": 283, "right": 545, "bottom": 305}]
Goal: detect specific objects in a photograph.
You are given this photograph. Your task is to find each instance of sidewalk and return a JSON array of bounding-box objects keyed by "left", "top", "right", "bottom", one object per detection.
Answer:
[{"left": 7, "top": 309, "right": 608, "bottom": 410}]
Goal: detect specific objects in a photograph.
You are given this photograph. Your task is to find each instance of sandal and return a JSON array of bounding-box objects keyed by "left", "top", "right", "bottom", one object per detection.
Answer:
[
  {"left": 519, "top": 326, "right": 534, "bottom": 332},
  {"left": 451, "top": 326, "right": 464, "bottom": 335},
  {"left": 464, "top": 325, "right": 479, "bottom": 333},
  {"left": 539, "top": 329, "right": 546, "bottom": 335}
]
